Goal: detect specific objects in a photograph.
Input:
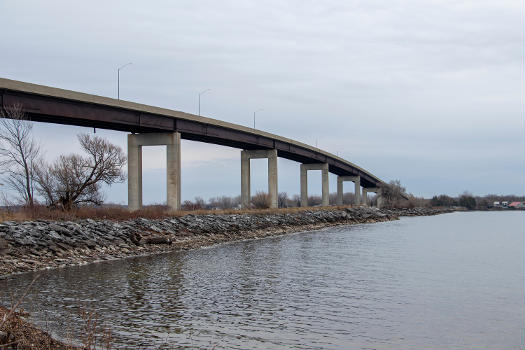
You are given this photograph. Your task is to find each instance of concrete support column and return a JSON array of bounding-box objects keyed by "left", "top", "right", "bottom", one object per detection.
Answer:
[
  {"left": 336, "top": 175, "right": 361, "bottom": 206},
  {"left": 241, "top": 152, "right": 251, "bottom": 209},
  {"left": 300, "top": 163, "right": 329, "bottom": 207},
  {"left": 321, "top": 165, "right": 329, "bottom": 206},
  {"left": 362, "top": 188, "right": 368, "bottom": 206},
  {"left": 300, "top": 164, "right": 308, "bottom": 207},
  {"left": 166, "top": 133, "right": 181, "bottom": 211},
  {"left": 354, "top": 178, "right": 361, "bottom": 205},
  {"left": 241, "top": 149, "right": 278, "bottom": 209},
  {"left": 127, "top": 135, "right": 142, "bottom": 211},
  {"left": 267, "top": 150, "right": 278, "bottom": 209},
  {"left": 377, "top": 189, "right": 384, "bottom": 209},
  {"left": 337, "top": 177, "right": 344, "bottom": 206},
  {"left": 127, "top": 132, "right": 181, "bottom": 211},
  {"left": 366, "top": 187, "right": 381, "bottom": 208}
]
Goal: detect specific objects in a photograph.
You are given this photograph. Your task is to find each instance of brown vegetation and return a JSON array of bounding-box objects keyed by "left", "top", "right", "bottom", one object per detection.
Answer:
[
  {"left": 0, "top": 203, "right": 367, "bottom": 222},
  {"left": 251, "top": 191, "right": 270, "bottom": 209},
  {"left": 377, "top": 180, "right": 429, "bottom": 208},
  {"left": 0, "top": 304, "right": 75, "bottom": 350}
]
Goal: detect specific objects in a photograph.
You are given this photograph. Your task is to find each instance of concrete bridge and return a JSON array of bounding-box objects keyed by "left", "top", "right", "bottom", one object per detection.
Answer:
[{"left": 0, "top": 77, "right": 385, "bottom": 210}]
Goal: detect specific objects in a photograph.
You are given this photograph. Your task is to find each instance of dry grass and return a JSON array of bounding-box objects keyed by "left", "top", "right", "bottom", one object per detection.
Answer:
[
  {"left": 0, "top": 304, "right": 80, "bottom": 350},
  {"left": 78, "top": 308, "right": 112, "bottom": 350},
  {"left": 0, "top": 204, "right": 361, "bottom": 222}
]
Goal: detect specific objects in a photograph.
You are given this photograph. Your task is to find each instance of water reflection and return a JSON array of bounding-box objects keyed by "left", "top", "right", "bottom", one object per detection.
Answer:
[{"left": 1, "top": 212, "right": 524, "bottom": 349}]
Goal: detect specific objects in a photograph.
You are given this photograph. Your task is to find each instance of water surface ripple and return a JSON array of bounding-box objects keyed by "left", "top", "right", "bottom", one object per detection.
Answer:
[{"left": 1, "top": 211, "right": 523, "bottom": 349}]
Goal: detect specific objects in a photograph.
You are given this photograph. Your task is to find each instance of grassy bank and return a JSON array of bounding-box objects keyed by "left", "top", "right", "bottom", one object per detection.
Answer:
[{"left": 0, "top": 204, "right": 363, "bottom": 222}]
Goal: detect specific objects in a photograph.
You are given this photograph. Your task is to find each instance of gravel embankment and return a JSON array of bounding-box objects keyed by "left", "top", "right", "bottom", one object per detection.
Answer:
[{"left": 0, "top": 207, "right": 452, "bottom": 277}]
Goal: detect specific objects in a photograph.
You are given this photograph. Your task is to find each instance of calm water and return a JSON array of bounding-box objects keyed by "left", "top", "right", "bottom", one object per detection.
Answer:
[{"left": 1, "top": 211, "right": 523, "bottom": 349}]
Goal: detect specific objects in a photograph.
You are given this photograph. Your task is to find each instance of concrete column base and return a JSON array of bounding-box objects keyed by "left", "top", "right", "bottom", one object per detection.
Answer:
[
  {"left": 300, "top": 163, "right": 329, "bottom": 207},
  {"left": 241, "top": 149, "right": 278, "bottom": 209},
  {"left": 166, "top": 133, "right": 181, "bottom": 210},
  {"left": 300, "top": 164, "right": 308, "bottom": 207},
  {"left": 336, "top": 175, "right": 361, "bottom": 206},
  {"left": 377, "top": 192, "right": 384, "bottom": 208},
  {"left": 241, "top": 151, "right": 251, "bottom": 208},
  {"left": 127, "top": 132, "right": 181, "bottom": 211},
  {"left": 127, "top": 136, "right": 142, "bottom": 211},
  {"left": 365, "top": 187, "right": 382, "bottom": 208}
]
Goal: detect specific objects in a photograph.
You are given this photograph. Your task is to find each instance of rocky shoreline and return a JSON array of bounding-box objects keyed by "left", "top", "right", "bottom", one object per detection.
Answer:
[{"left": 0, "top": 207, "right": 452, "bottom": 278}]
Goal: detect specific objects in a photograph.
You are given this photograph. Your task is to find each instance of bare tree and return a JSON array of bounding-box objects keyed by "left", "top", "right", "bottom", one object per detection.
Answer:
[
  {"left": 0, "top": 104, "right": 41, "bottom": 206},
  {"left": 278, "top": 192, "right": 289, "bottom": 208},
  {"left": 182, "top": 197, "right": 206, "bottom": 211},
  {"left": 209, "top": 195, "right": 234, "bottom": 209},
  {"left": 251, "top": 191, "right": 270, "bottom": 209},
  {"left": 380, "top": 180, "right": 410, "bottom": 208},
  {"left": 35, "top": 134, "right": 126, "bottom": 210}
]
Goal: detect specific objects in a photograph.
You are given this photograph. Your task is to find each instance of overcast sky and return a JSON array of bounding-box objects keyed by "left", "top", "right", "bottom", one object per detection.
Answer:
[{"left": 1, "top": 0, "right": 523, "bottom": 204}]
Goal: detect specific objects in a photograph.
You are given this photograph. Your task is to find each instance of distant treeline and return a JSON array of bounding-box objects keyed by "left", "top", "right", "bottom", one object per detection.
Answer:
[
  {"left": 430, "top": 193, "right": 525, "bottom": 210},
  {"left": 181, "top": 192, "right": 351, "bottom": 211},
  {"left": 181, "top": 186, "right": 524, "bottom": 211}
]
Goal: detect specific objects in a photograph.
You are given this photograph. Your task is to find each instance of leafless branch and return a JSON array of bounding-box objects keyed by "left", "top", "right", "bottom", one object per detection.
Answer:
[
  {"left": 35, "top": 134, "right": 126, "bottom": 210},
  {"left": 0, "top": 103, "right": 41, "bottom": 206}
]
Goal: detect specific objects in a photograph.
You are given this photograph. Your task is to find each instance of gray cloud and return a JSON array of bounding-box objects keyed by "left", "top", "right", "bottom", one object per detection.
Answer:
[{"left": 0, "top": 0, "right": 523, "bottom": 203}]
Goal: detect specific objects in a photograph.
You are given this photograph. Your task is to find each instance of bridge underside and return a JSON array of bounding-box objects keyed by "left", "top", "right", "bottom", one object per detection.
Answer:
[{"left": 1, "top": 87, "right": 381, "bottom": 188}]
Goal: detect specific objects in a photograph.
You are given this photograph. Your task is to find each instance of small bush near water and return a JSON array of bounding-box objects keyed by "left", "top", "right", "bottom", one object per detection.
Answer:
[{"left": 0, "top": 276, "right": 112, "bottom": 350}]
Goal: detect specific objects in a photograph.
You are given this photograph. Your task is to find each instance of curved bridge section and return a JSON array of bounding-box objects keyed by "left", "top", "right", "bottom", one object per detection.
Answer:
[{"left": 0, "top": 78, "right": 385, "bottom": 209}]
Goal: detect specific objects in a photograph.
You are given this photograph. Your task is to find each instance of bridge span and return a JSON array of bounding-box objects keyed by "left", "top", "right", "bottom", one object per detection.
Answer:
[{"left": 0, "top": 77, "right": 385, "bottom": 210}]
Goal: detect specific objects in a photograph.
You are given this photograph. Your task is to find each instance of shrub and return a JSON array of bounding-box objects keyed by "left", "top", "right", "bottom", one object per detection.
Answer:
[{"left": 251, "top": 191, "right": 270, "bottom": 209}]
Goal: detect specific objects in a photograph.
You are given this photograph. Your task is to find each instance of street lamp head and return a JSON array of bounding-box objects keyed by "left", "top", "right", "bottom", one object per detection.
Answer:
[
  {"left": 118, "top": 62, "right": 133, "bottom": 71},
  {"left": 117, "top": 62, "right": 132, "bottom": 100},
  {"left": 199, "top": 89, "right": 211, "bottom": 96},
  {"left": 253, "top": 108, "right": 263, "bottom": 129},
  {"left": 198, "top": 89, "right": 211, "bottom": 116}
]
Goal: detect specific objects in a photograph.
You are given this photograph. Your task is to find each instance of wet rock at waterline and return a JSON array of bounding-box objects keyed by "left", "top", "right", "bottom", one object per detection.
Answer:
[{"left": 0, "top": 207, "right": 452, "bottom": 277}]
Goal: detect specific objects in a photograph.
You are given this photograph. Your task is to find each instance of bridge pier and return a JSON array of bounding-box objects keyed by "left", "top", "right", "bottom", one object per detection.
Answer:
[
  {"left": 336, "top": 175, "right": 361, "bottom": 206},
  {"left": 362, "top": 187, "right": 383, "bottom": 208},
  {"left": 128, "top": 139, "right": 142, "bottom": 210},
  {"left": 300, "top": 163, "right": 329, "bottom": 207},
  {"left": 128, "top": 132, "right": 181, "bottom": 211},
  {"left": 241, "top": 149, "right": 278, "bottom": 209}
]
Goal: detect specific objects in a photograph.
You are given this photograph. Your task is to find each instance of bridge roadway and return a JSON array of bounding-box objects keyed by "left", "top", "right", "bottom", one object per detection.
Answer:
[{"left": 0, "top": 77, "right": 384, "bottom": 210}]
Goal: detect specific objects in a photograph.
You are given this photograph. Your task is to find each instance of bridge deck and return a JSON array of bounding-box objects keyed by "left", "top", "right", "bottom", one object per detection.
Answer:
[{"left": 0, "top": 78, "right": 383, "bottom": 188}]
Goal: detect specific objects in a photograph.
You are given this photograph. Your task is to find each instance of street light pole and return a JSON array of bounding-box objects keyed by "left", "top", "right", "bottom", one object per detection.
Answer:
[
  {"left": 117, "top": 62, "right": 132, "bottom": 100},
  {"left": 253, "top": 108, "right": 263, "bottom": 129},
  {"left": 198, "top": 89, "right": 211, "bottom": 116}
]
